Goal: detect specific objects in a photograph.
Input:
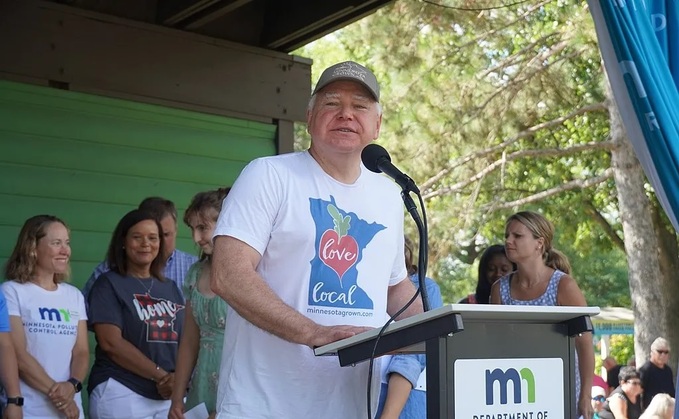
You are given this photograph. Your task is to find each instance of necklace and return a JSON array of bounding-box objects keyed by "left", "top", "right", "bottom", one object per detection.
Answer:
[{"left": 134, "top": 277, "right": 154, "bottom": 294}]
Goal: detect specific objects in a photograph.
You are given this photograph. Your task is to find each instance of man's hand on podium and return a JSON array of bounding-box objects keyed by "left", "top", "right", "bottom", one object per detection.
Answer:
[{"left": 306, "top": 324, "right": 374, "bottom": 349}]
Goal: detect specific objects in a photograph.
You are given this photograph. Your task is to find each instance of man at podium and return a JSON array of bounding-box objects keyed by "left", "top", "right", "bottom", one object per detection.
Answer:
[{"left": 210, "top": 61, "right": 424, "bottom": 419}]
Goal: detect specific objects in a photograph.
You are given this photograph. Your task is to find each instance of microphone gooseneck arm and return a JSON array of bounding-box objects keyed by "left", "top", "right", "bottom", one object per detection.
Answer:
[
  {"left": 402, "top": 191, "right": 430, "bottom": 312},
  {"left": 377, "top": 158, "right": 420, "bottom": 194}
]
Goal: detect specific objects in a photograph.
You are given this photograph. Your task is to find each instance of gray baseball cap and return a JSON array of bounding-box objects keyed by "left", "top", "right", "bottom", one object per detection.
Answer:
[{"left": 312, "top": 61, "right": 380, "bottom": 102}]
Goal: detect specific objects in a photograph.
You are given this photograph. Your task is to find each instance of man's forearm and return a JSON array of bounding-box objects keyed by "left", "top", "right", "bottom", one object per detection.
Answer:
[
  {"left": 211, "top": 237, "right": 373, "bottom": 348},
  {"left": 211, "top": 237, "right": 321, "bottom": 346},
  {"left": 217, "top": 268, "right": 318, "bottom": 345}
]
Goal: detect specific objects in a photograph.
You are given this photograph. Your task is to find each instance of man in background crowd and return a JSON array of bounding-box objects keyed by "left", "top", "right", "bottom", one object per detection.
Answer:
[{"left": 639, "top": 337, "right": 675, "bottom": 409}]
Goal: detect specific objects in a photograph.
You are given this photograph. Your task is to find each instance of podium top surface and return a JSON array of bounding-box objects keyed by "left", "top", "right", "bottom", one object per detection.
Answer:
[{"left": 314, "top": 304, "right": 600, "bottom": 356}]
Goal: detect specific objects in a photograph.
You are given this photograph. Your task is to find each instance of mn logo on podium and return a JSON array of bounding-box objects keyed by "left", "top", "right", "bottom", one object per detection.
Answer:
[
  {"left": 454, "top": 358, "right": 564, "bottom": 418},
  {"left": 485, "top": 367, "right": 536, "bottom": 405}
]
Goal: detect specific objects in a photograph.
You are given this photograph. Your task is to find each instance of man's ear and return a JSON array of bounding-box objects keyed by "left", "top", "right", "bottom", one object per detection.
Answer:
[{"left": 373, "top": 114, "right": 383, "bottom": 139}]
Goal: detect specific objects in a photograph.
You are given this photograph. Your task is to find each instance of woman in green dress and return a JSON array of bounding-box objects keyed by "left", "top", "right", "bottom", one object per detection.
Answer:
[{"left": 169, "top": 188, "right": 230, "bottom": 419}]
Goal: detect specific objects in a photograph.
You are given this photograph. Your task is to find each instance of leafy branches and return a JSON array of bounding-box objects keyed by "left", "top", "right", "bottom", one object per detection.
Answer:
[{"left": 421, "top": 102, "right": 609, "bottom": 191}]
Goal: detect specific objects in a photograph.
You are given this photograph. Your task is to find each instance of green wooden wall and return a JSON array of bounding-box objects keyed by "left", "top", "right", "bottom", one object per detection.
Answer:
[{"left": 0, "top": 80, "right": 277, "bottom": 288}]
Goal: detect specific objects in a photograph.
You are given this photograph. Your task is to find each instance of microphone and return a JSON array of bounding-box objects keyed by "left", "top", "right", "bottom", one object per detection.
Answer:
[{"left": 361, "top": 144, "right": 420, "bottom": 193}]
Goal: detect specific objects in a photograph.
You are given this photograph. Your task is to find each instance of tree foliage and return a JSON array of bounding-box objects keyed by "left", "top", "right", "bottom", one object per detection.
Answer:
[{"left": 608, "top": 335, "right": 636, "bottom": 367}]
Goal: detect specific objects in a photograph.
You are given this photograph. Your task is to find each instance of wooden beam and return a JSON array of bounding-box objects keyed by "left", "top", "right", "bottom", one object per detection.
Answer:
[
  {"left": 0, "top": 0, "right": 311, "bottom": 123},
  {"left": 159, "top": 0, "right": 223, "bottom": 26},
  {"left": 159, "top": 0, "right": 254, "bottom": 29},
  {"left": 181, "top": 0, "right": 254, "bottom": 30},
  {"left": 275, "top": 119, "right": 295, "bottom": 154}
]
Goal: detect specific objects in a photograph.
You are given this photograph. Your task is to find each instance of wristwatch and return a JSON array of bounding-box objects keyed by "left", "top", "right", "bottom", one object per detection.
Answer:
[
  {"left": 68, "top": 378, "right": 82, "bottom": 393},
  {"left": 6, "top": 396, "right": 24, "bottom": 406}
]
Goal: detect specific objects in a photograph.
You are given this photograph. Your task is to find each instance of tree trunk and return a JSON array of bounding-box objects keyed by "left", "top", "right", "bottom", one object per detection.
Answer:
[
  {"left": 607, "top": 82, "right": 666, "bottom": 366},
  {"left": 652, "top": 197, "right": 679, "bottom": 375}
]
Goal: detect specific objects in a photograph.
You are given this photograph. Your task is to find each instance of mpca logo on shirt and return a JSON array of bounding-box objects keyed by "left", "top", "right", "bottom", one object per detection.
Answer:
[
  {"left": 38, "top": 307, "right": 79, "bottom": 322},
  {"left": 27, "top": 307, "right": 79, "bottom": 336},
  {"left": 133, "top": 293, "right": 184, "bottom": 342}
]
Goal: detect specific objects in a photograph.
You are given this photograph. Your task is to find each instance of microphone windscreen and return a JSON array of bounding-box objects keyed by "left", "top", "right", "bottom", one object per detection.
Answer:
[{"left": 361, "top": 144, "right": 391, "bottom": 173}]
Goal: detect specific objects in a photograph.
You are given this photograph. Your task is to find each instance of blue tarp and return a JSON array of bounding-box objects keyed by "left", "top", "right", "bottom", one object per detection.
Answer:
[
  {"left": 588, "top": 1, "right": 679, "bottom": 416},
  {"left": 589, "top": 0, "right": 679, "bottom": 230}
]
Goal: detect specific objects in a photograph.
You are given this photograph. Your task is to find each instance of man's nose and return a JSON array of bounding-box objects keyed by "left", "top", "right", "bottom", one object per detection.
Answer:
[{"left": 337, "top": 104, "right": 354, "bottom": 120}]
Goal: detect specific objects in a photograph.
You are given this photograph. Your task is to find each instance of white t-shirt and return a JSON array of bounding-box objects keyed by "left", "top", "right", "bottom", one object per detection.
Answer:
[
  {"left": 2, "top": 281, "right": 87, "bottom": 419},
  {"left": 214, "top": 151, "right": 407, "bottom": 419}
]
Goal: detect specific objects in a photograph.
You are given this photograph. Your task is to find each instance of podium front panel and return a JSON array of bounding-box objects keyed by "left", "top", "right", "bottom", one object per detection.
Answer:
[{"left": 427, "top": 320, "right": 576, "bottom": 418}]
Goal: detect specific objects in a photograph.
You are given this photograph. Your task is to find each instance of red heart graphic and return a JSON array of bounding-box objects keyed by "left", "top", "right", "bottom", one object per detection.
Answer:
[{"left": 319, "top": 229, "right": 359, "bottom": 283}]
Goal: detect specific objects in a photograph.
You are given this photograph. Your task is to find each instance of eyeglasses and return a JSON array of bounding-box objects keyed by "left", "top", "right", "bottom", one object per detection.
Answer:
[
  {"left": 655, "top": 349, "right": 670, "bottom": 355},
  {"left": 592, "top": 395, "right": 606, "bottom": 402},
  {"left": 626, "top": 380, "right": 641, "bottom": 385}
]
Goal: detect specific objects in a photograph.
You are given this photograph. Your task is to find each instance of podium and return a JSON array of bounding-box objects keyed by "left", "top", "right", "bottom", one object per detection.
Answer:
[{"left": 315, "top": 304, "right": 599, "bottom": 418}]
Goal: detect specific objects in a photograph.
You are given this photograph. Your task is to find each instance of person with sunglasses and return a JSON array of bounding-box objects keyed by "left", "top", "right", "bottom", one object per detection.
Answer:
[
  {"left": 591, "top": 386, "right": 607, "bottom": 418},
  {"left": 639, "top": 337, "right": 675, "bottom": 410},
  {"left": 599, "top": 366, "right": 642, "bottom": 419}
]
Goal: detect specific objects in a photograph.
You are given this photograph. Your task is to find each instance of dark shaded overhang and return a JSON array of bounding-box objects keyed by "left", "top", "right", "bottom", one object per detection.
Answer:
[{"left": 56, "top": 0, "right": 394, "bottom": 52}]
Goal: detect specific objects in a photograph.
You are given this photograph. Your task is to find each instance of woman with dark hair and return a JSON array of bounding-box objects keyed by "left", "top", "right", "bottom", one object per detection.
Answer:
[
  {"left": 2, "top": 215, "right": 89, "bottom": 419},
  {"left": 598, "top": 366, "right": 642, "bottom": 419},
  {"left": 87, "top": 210, "right": 185, "bottom": 419},
  {"left": 169, "top": 188, "right": 230, "bottom": 419},
  {"left": 458, "top": 244, "right": 514, "bottom": 304},
  {"left": 491, "top": 210, "right": 594, "bottom": 418}
]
